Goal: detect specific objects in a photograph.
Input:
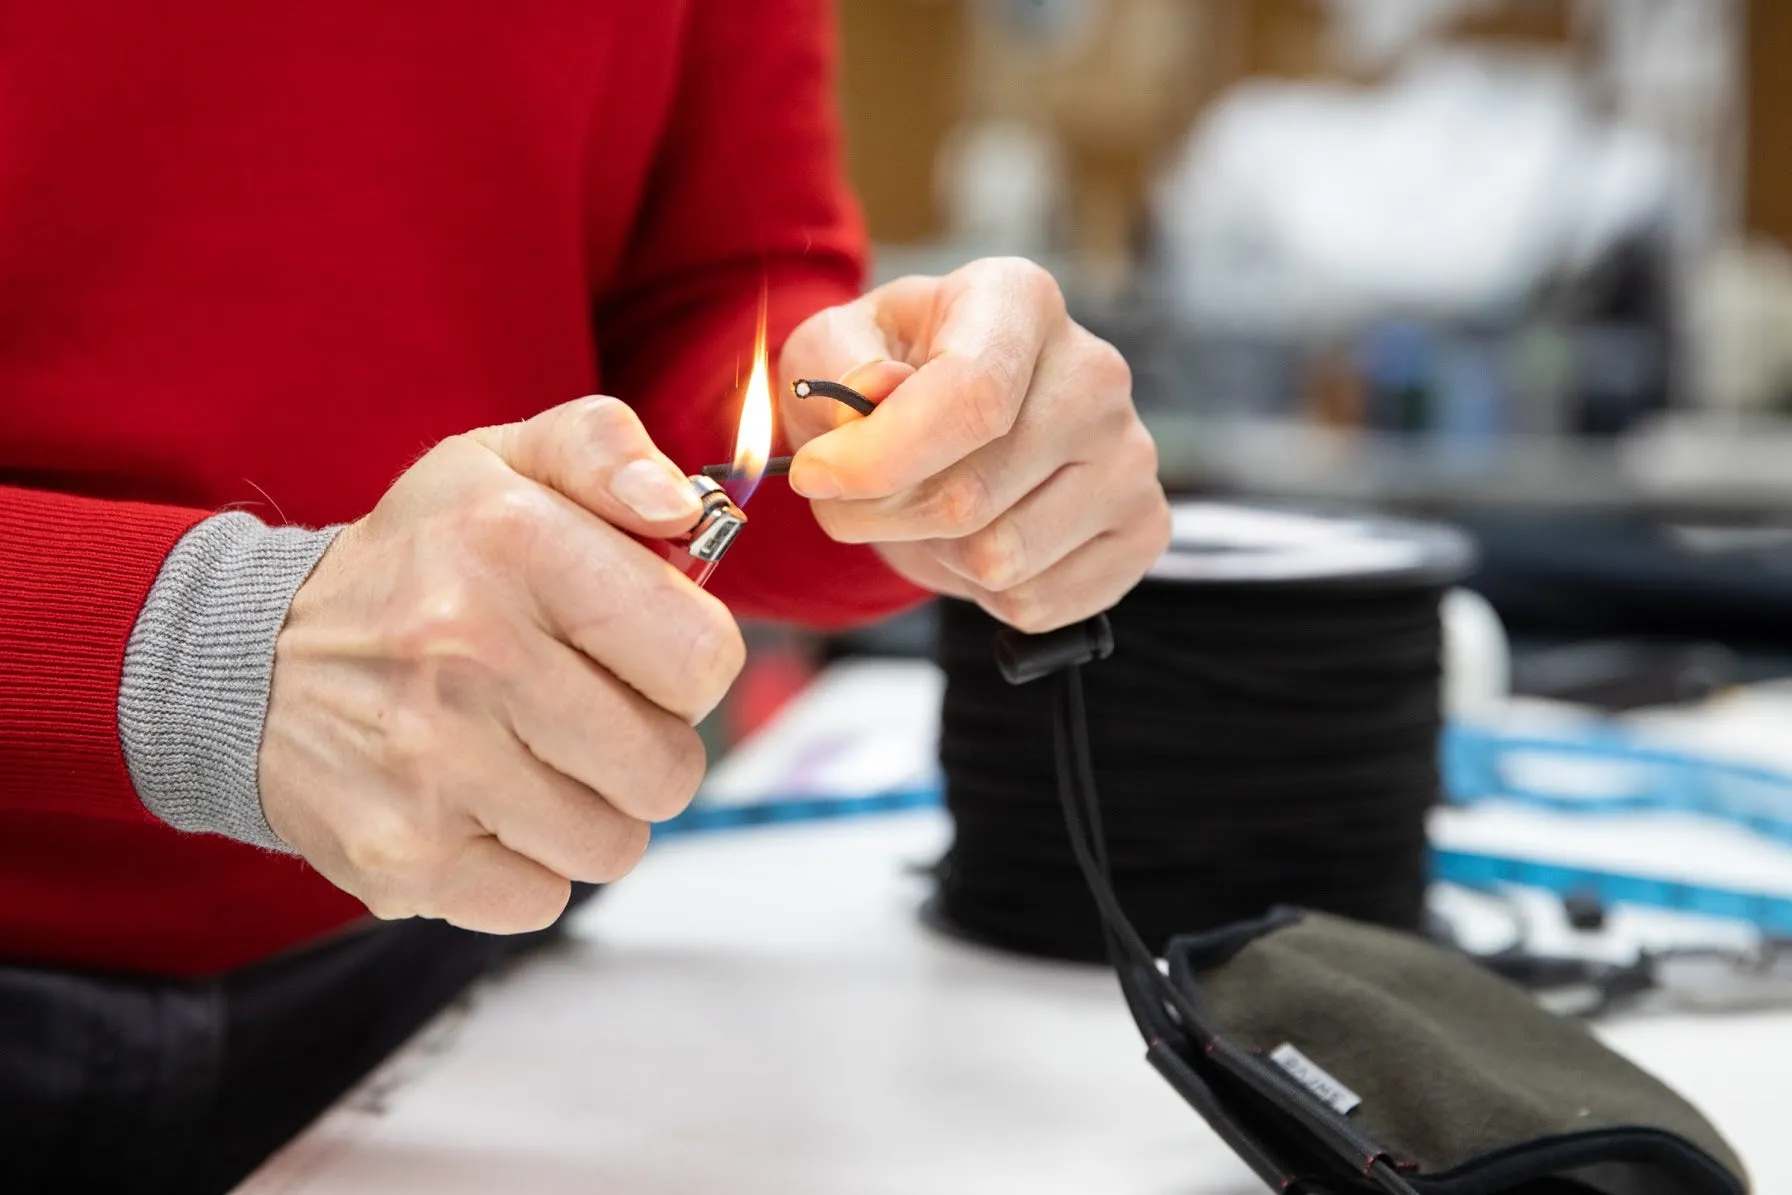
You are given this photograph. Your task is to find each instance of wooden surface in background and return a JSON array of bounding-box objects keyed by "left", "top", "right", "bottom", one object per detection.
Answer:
[
  {"left": 1746, "top": 0, "right": 1791, "bottom": 248},
  {"left": 836, "top": 0, "right": 963, "bottom": 244}
]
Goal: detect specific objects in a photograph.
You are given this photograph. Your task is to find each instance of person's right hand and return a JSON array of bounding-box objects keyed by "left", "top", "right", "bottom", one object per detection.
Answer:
[{"left": 259, "top": 397, "right": 745, "bottom": 935}]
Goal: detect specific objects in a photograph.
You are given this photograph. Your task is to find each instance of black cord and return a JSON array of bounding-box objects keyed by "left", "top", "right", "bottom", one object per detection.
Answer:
[
  {"left": 791, "top": 378, "right": 876, "bottom": 416},
  {"left": 1033, "top": 636, "right": 1419, "bottom": 1195},
  {"left": 933, "top": 581, "right": 1445, "bottom": 962}
]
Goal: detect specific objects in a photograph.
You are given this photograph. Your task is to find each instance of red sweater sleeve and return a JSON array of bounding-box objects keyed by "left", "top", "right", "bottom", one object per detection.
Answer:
[
  {"left": 0, "top": 486, "right": 207, "bottom": 819},
  {"left": 596, "top": 0, "right": 927, "bottom": 631}
]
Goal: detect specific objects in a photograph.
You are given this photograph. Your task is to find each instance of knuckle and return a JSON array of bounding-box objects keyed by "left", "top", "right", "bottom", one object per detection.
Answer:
[
  {"left": 1121, "top": 419, "right": 1160, "bottom": 476},
  {"left": 342, "top": 821, "right": 443, "bottom": 893},
  {"left": 979, "top": 256, "right": 1063, "bottom": 313},
  {"left": 1146, "top": 496, "right": 1174, "bottom": 557},
  {"left": 610, "top": 715, "right": 707, "bottom": 824},
  {"left": 674, "top": 599, "right": 746, "bottom": 716},
  {"left": 379, "top": 703, "right": 433, "bottom": 766},
  {"left": 926, "top": 467, "right": 994, "bottom": 535},
  {"left": 1017, "top": 259, "right": 1067, "bottom": 315},
  {"left": 585, "top": 817, "right": 652, "bottom": 883},
  {"left": 955, "top": 521, "right": 1025, "bottom": 590},
  {"left": 381, "top": 708, "right": 455, "bottom": 797},
  {"left": 1133, "top": 479, "right": 1173, "bottom": 542},
  {"left": 955, "top": 367, "right": 1020, "bottom": 447},
  {"left": 386, "top": 583, "right": 477, "bottom": 662},
  {"left": 361, "top": 890, "right": 416, "bottom": 922},
  {"left": 709, "top": 618, "right": 749, "bottom": 694},
  {"left": 516, "top": 886, "right": 572, "bottom": 933},
  {"left": 458, "top": 483, "right": 552, "bottom": 555},
  {"left": 653, "top": 725, "right": 709, "bottom": 819},
  {"left": 355, "top": 718, "right": 457, "bottom": 883},
  {"left": 567, "top": 394, "right": 642, "bottom": 451},
  {"left": 1087, "top": 337, "right": 1134, "bottom": 394},
  {"left": 433, "top": 868, "right": 568, "bottom": 936},
  {"left": 431, "top": 431, "right": 493, "bottom": 470},
  {"left": 987, "top": 587, "right": 1055, "bottom": 635}
]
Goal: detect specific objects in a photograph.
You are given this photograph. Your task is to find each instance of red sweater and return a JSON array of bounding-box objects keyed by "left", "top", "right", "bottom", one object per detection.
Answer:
[{"left": 0, "top": 1, "right": 922, "bottom": 976}]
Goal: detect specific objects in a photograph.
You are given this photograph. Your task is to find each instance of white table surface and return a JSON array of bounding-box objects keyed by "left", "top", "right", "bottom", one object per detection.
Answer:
[
  {"left": 239, "top": 807, "right": 1790, "bottom": 1194},
  {"left": 239, "top": 661, "right": 1792, "bottom": 1193}
]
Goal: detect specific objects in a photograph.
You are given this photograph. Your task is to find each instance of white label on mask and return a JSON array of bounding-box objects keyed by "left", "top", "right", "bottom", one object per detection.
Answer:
[{"left": 1269, "top": 1043, "right": 1362, "bottom": 1116}]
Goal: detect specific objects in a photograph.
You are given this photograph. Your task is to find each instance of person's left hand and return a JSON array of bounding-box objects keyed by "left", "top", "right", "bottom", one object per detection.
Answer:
[{"left": 779, "top": 257, "right": 1171, "bottom": 633}]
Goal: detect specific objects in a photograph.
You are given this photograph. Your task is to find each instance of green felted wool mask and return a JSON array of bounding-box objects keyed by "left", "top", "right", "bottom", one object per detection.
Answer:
[
  {"left": 991, "top": 625, "right": 1750, "bottom": 1195},
  {"left": 1158, "top": 908, "right": 1747, "bottom": 1195}
]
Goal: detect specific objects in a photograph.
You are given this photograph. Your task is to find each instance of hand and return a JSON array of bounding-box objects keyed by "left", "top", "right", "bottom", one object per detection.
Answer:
[
  {"left": 779, "top": 257, "right": 1171, "bottom": 634},
  {"left": 260, "top": 398, "right": 745, "bottom": 934}
]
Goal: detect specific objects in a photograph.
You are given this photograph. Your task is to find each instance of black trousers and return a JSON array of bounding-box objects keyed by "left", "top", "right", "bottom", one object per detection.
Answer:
[{"left": 0, "top": 888, "right": 594, "bottom": 1195}]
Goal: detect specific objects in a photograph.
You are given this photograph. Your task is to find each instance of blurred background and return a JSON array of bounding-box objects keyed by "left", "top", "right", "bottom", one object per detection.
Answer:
[{"left": 717, "top": 0, "right": 1792, "bottom": 751}]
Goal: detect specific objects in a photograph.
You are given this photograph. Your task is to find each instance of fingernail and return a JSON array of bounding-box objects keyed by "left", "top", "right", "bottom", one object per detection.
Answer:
[
  {"left": 790, "top": 458, "right": 841, "bottom": 501},
  {"left": 611, "top": 459, "right": 702, "bottom": 522}
]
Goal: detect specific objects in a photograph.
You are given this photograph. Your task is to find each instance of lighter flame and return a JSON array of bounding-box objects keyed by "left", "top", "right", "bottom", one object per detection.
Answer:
[{"left": 728, "top": 292, "right": 775, "bottom": 505}]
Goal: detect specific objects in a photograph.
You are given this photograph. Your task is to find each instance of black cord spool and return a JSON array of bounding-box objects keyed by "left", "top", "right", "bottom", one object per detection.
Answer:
[{"left": 930, "top": 505, "right": 1475, "bottom": 962}]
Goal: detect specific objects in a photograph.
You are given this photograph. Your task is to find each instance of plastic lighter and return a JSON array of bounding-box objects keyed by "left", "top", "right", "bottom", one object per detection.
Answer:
[{"left": 658, "top": 474, "right": 747, "bottom": 589}]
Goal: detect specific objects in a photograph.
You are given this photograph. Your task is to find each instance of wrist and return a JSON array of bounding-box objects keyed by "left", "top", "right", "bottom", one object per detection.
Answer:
[{"left": 119, "top": 513, "right": 345, "bottom": 850}]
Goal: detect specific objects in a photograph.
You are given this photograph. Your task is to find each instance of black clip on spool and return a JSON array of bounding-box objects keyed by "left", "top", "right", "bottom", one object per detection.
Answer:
[{"left": 994, "top": 616, "right": 1115, "bottom": 687}]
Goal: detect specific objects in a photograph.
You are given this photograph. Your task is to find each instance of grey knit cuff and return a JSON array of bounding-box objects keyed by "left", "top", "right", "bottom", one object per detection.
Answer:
[{"left": 119, "top": 513, "right": 344, "bottom": 851}]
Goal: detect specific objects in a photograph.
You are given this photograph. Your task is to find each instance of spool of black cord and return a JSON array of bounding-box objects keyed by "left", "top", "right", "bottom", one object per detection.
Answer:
[{"left": 930, "top": 503, "right": 1474, "bottom": 962}]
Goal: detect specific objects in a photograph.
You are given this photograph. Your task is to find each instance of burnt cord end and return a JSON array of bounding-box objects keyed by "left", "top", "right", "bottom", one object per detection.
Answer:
[
  {"left": 699, "top": 457, "right": 793, "bottom": 482},
  {"left": 792, "top": 378, "right": 876, "bottom": 416},
  {"left": 995, "top": 615, "right": 1115, "bottom": 686}
]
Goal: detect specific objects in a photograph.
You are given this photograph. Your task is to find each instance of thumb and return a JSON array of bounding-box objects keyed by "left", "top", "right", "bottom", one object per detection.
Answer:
[{"left": 470, "top": 395, "right": 704, "bottom": 538}]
